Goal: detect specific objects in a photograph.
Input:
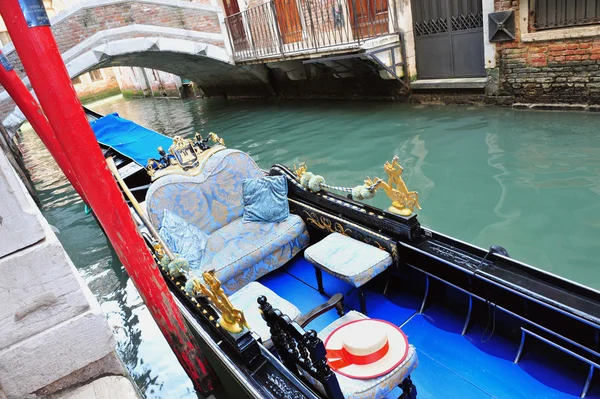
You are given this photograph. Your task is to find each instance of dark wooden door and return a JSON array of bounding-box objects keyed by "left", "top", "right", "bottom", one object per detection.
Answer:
[
  {"left": 224, "top": 0, "right": 248, "bottom": 51},
  {"left": 274, "top": 0, "right": 303, "bottom": 44},
  {"left": 348, "top": 0, "right": 389, "bottom": 39},
  {"left": 411, "top": 0, "right": 485, "bottom": 79}
]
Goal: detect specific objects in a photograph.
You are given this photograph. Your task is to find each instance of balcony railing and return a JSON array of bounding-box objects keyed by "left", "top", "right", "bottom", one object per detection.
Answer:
[{"left": 225, "top": 0, "right": 391, "bottom": 61}]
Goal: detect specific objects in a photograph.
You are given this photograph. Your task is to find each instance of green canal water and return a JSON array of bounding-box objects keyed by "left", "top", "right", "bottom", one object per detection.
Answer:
[{"left": 20, "top": 95, "right": 600, "bottom": 398}]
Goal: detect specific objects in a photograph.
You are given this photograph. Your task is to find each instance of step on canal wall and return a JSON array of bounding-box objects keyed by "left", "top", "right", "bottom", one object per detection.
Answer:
[{"left": 0, "top": 147, "right": 139, "bottom": 399}]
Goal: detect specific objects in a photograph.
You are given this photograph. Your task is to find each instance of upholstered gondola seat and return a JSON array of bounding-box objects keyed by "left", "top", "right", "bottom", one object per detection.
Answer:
[
  {"left": 146, "top": 149, "right": 310, "bottom": 294},
  {"left": 230, "top": 282, "right": 301, "bottom": 348}
]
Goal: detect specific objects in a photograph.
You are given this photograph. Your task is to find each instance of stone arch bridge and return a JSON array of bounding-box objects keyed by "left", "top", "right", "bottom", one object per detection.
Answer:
[{"left": 0, "top": 0, "right": 271, "bottom": 130}]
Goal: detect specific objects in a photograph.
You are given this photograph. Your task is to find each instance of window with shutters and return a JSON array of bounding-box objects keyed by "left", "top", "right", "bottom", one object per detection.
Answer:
[{"left": 89, "top": 70, "right": 103, "bottom": 82}]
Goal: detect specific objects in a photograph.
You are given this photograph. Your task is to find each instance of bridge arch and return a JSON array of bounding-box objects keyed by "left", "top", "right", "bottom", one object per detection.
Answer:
[{"left": 1, "top": 0, "right": 271, "bottom": 131}]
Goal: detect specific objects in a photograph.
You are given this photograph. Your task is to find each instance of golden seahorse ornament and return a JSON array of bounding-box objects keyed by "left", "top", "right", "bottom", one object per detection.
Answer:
[
  {"left": 190, "top": 271, "right": 249, "bottom": 334},
  {"left": 365, "top": 156, "right": 421, "bottom": 216},
  {"left": 295, "top": 157, "right": 421, "bottom": 216}
]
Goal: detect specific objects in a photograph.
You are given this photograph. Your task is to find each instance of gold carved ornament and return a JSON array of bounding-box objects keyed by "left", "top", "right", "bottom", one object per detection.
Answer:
[
  {"left": 189, "top": 271, "right": 249, "bottom": 334},
  {"left": 146, "top": 132, "right": 226, "bottom": 181},
  {"left": 295, "top": 156, "right": 421, "bottom": 216},
  {"left": 365, "top": 156, "right": 421, "bottom": 216},
  {"left": 304, "top": 211, "right": 352, "bottom": 236}
]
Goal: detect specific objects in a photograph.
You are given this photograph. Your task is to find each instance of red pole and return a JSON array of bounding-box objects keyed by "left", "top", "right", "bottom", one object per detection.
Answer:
[
  {"left": 0, "top": 50, "right": 87, "bottom": 201},
  {"left": 0, "top": 1, "right": 214, "bottom": 392}
]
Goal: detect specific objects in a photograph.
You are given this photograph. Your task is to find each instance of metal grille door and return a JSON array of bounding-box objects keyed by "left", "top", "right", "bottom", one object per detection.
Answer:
[{"left": 411, "top": 0, "right": 485, "bottom": 79}]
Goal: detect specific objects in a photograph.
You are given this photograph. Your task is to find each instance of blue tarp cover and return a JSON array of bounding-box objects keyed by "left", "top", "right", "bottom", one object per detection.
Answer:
[{"left": 90, "top": 113, "right": 173, "bottom": 166}]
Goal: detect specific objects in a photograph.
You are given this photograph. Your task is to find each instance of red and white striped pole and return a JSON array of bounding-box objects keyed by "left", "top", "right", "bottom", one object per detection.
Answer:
[
  {"left": 0, "top": 0, "right": 215, "bottom": 392},
  {"left": 0, "top": 50, "right": 87, "bottom": 201}
]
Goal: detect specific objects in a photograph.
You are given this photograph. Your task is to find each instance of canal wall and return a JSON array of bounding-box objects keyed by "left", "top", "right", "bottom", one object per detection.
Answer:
[
  {"left": 0, "top": 147, "right": 138, "bottom": 399},
  {"left": 489, "top": 0, "right": 600, "bottom": 106}
]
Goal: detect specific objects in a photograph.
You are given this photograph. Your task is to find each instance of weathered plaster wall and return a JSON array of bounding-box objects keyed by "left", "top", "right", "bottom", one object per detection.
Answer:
[
  {"left": 0, "top": 148, "right": 134, "bottom": 399},
  {"left": 73, "top": 68, "right": 122, "bottom": 103},
  {"left": 492, "top": 0, "right": 600, "bottom": 104}
]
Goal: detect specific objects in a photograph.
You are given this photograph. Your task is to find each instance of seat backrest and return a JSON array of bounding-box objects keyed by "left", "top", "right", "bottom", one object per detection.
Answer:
[
  {"left": 258, "top": 296, "right": 344, "bottom": 399},
  {"left": 146, "top": 149, "right": 264, "bottom": 234}
]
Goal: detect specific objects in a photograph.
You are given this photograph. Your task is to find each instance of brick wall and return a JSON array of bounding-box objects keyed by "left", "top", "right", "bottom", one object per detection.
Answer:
[{"left": 495, "top": 0, "right": 600, "bottom": 104}]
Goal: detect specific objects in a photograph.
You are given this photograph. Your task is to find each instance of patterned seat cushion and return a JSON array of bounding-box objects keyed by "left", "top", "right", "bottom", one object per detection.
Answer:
[
  {"left": 304, "top": 233, "right": 393, "bottom": 288},
  {"left": 230, "top": 282, "right": 301, "bottom": 348},
  {"left": 305, "top": 311, "right": 418, "bottom": 399},
  {"left": 145, "top": 149, "right": 310, "bottom": 294},
  {"left": 201, "top": 215, "right": 309, "bottom": 294},
  {"left": 146, "top": 149, "right": 265, "bottom": 234}
]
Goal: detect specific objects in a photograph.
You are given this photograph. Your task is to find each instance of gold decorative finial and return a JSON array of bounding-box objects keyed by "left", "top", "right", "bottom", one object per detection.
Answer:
[
  {"left": 293, "top": 162, "right": 307, "bottom": 180},
  {"left": 145, "top": 133, "right": 226, "bottom": 181},
  {"left": 191, "top": 271, "right": 249, "bottom": 334},
  {"left": 366, "top": 156, "right": 421, "bottom": 216},
  {"left": 207, "top": 132, "right": 225, "bottom": 146}
]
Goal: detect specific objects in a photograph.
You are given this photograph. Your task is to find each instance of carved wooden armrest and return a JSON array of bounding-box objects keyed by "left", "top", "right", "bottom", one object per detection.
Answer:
[{"left": 297, "top": 293, "right": 344, "bottom": 328}]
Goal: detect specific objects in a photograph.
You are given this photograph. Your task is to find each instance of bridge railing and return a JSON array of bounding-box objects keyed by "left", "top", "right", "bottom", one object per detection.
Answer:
[{"left": 225, "top": 0, "right": 391, "bottom": 62}]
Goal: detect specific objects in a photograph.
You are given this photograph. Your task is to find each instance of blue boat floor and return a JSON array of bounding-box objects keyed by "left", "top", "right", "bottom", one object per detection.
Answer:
[{"left": 258, "top": 257, "right": 600, "bottom": 399}]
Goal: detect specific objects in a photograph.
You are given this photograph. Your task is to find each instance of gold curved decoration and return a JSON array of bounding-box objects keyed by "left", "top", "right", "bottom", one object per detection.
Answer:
[
  {"left": 304, "top": 211, "right": 352, "bottom": 236},
  {"left": 190, "top": 271, "right": 249, "bottom": 334},
  {"left": 207, "top": 132, "right": 225, "bottom": 146}
]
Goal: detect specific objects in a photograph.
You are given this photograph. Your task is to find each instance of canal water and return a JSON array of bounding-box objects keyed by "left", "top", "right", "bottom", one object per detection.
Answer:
[{"left": 20, "top": 95, "right": 600, "bottom": 397}]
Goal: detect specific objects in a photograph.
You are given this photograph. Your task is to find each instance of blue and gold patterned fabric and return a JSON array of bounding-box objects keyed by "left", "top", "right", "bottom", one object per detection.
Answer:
[
  {"left": 304, "top": 311, "right": 418, "bottom": 399},
  {"left": 230, "top": 282, "right": 301, "bottom": 348},
  {"left": 159, "top": 209, "right": 208, "bottom": 270},
  {"left": 145, "top": 149, "right": 309, "bottom": 294},
  {"left": 304, "top": 233, "right": 392, "bottom": 288},
  {"left": 202, "top": 215, "right": 309, "bottom": 293},
  {"left": 146, "top": 149, "right": 265, "bottom": 233},
  {"left": 242, "top": 175, "right": 290, "bottom": 223}
]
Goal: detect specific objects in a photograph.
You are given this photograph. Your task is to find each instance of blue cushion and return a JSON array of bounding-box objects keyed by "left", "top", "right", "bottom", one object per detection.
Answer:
[
  {"left": 242, "top": 175, "right": 289, "bottom": 223},
  {"left": 146, "top": 149, "right": 265, "bottom": 235},
  {"left": 200, "top": 214, "right": 309, "bottom": 294},
  {"left": 159, "top": 209, "right": 208, "bottom": 270}
]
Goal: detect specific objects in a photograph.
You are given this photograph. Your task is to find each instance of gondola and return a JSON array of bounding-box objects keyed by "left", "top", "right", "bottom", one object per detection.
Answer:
[{"left": 86, "top": 107, "right": 600, "bottom": 399}]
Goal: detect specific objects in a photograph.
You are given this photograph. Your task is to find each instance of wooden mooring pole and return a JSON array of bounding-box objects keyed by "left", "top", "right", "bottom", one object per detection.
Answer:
[
  {"left": 0, "top": 0, "right": 215, "bottom": 392},
  {"left": 0, "top": 50, "right": 87, "bottom": 201}
]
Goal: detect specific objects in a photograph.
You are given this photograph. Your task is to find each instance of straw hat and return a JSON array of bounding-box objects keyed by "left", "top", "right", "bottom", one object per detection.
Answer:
[{"left": 324, "top": 319, "right": 409, "bottom": 380}]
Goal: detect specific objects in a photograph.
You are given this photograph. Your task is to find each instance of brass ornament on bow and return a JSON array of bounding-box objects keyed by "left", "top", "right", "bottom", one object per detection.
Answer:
[
  {"left": 294, "top": 156, "right": 421, "bottom": 216},
  {"left": 189, "top": 271, "right": 249, "bottom": 334},
  {"left": 365, "top": 156, "right": 421, "bottom": 216},
  {"left": 146, "top": 132, "right": 226, "bottom": 181}
]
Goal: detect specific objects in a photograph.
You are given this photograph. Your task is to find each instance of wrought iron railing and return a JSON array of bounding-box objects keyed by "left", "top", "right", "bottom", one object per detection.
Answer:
[
  {"left": 530, "top": 0, "right": 600, "bottom": 30},
  {"left": 225, "top": 0, "right": 391, "bottom": 61}
]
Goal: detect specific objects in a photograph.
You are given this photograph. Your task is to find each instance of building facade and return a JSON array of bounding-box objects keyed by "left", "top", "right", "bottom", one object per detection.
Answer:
[{"left": 220, "top": 0, "right": 600, "bottom": 105}]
